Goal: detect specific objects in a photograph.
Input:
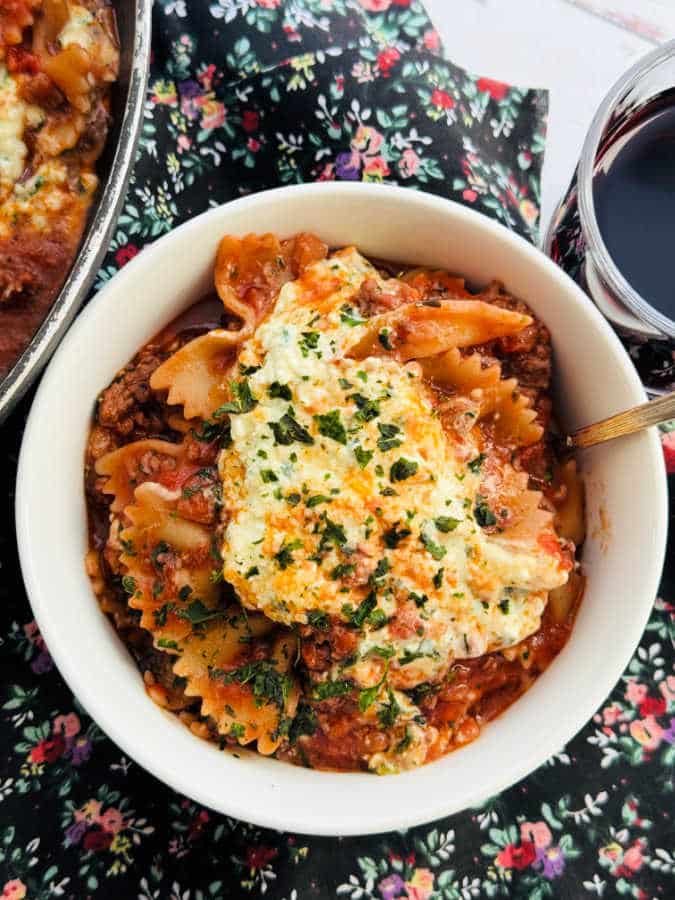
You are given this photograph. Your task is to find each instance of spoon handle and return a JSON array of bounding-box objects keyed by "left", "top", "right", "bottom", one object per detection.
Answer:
[{"left": 565, "top": 390, "right": 675, "bottom": 450}]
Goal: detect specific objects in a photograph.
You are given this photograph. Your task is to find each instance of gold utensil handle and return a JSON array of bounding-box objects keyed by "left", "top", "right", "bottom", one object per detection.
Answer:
[{"left": 566, "top": 390, "right": 675, "bottom": 450}]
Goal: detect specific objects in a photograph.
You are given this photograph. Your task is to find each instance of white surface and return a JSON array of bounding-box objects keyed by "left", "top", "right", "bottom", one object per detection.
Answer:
[
  {"left": 16, "top": 184, "right": 668, "bottom": 835},
  {"left": 426, "top": 0, "right": 675, "bottom": 235}
]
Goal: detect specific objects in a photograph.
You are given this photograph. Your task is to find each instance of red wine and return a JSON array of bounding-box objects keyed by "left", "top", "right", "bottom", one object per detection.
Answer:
[{"left": 593, "top": 95, "right": 675, "bottom": 323}]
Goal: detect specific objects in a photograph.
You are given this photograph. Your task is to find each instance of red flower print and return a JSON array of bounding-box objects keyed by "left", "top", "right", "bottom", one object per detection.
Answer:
[
  {"left": 242, "top": 110, "right": 259, "bottom": 133},
  {"left": 82, "top": 829, "right": 113, "bottom": 852},
  {"left": 663, "top": 431, "right": 675, "bottom": 474},
  {"left": 245, "top": 845, "right": 278, "bottom": 869},
  {"left": 639, "top": 696, "right": 666, "bottom": 717},
  {"left": 462, "top": 188, "right": 477, "bottom": 202},
  {"left": 392, "top": 0, "right": 412, "bottom": 7},
  {"left": 431, "top": 89, "right": 454, "bottom": 109},
  {"left": 376, "top": 48, "right": 401, "bottom": 76},
  {"left": 247, "top": 138, "right": 261, "bottom": 152},
  {"left": 496, "top": 841, "right": 537, "bottom": 870},
  {"left": 477, "top": 77, "right": 509, "bottom": 101},
  {"left": 30, "top": 734, "right": 65, "bottom": 764},
  {"left": 115, "top": 244, "right": 139, "bottom": 267}
]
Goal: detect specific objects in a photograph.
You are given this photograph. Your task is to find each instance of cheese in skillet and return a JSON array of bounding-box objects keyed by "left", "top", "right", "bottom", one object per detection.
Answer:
[{"left": 219, "top": 249, "right": 570, "bottom": 691}]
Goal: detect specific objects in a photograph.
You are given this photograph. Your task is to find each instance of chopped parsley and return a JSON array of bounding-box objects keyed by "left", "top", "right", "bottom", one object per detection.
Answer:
[
  {"left": 354, "top": 445, "right": 374, "bottom": 469},
  {"left": 409, "top": 592, "right": 428, "bottom": 608},
  {"left": 269, "top": 409, "right": 314, "bottom": 446},
  {"left": 339, "top": 377, "right": 353, "bottom": 390},
  {"left": 176, "top": 599, "right": 224, "bottom": 626},
  {"left": 499, "top": 597, "right": 510, "bottom": 614},
  {"left": 229, "top": 723, "right": 245, "bottom": 739},
  {"left": 468, "top": 453, "right": 486, "bottom": 473},
  {"left": 260, "top": 468, "right": 278, "bottom": 483},
  {"left": 377, "top": 687, "right": 400, "bottom": 728},
  {"left": 311, "top": 679, "right": 353, "bottom": 701},
  {"left": 350, "top": 393, "right": 380, "bottom": 422},
  {"left": 307, "top": 610, "right": 330, "bottom": 630},
  {"left": 434, "top": 516, "right": 459, "bottom": 533},
  {"left": 306, "top": 494, "right": 332, "bottom": 508},
  {"left": 216, "top": 379, "right": 258, "bottom": 415},
  {"left": 157, "top": 639, "right": 179, "bottom": 650},
  {"left": 330, "top": 562, "right": 355, "bottom": 581},
  {"left": 121, "top": 575, "right": 137, "bottom": 595},
  {"left": 299, "top": 331, "right": 320, "bottom": 357},
  {"left": 420, "top": 531, "right": 447, "bottom": 561},
  {"left": 382, "top": 522, "right": 411, "bottom": 549},
  {"left": 378, "top": 328, "right": 393, "bottom": 350},
  {"left": 314, "top": 409, "right": 347, "bottom": 444},
  {"left": 288, "top": 703, "right": 318, "bottom": 743},
  {"left": 244, "top": 566, "right": 259, "bottom": 579},
  {"left": 286, "top": 492, "right": 301, "bottom": 506},
  {"left": 433, "top": 567, "right": 444, "bottom": 589},
  {"left": 390, "top": 458, "right": 418, "bottom": 482},
  {"left": 340, "top": 304, "right": 367, "bottom": 327},
  {"left": 216, "top": 661, "right": 291, "bottom": 709},
  {"left": 318, "top": 514, "right": 347, "bottom": 552},
  {"left": 268, "top": 381, "right": 292, "bottom": 401},
  {"left": 474, "top": 495, "right": 497, "bottom": 527},
  {"left": 343, "top": 591, "right": 377, "bottom": 629},
  {"left": 274, "top": 538, "right": 303, "bottom": 570},
  {"left": 376, "top": 422, "right": 403, "bottom": 452}
]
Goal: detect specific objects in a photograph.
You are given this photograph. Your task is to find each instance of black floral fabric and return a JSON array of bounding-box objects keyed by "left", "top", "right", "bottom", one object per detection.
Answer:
[{"left": 1, "top": 3, "right": 673, "bottom": 899}]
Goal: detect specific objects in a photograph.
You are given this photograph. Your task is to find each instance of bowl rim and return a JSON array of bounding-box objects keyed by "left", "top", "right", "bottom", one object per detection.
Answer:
[{"left": 15, "top": 183, "right": 669, "bottom": 835}]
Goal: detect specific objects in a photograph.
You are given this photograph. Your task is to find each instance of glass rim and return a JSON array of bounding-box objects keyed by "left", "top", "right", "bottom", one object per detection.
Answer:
[{"left": 577, "top": 38, "right": 675, "bottom": 341}]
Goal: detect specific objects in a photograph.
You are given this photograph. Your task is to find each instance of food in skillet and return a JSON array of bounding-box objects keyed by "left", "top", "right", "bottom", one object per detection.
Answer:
[
  {"left": 0, "top": 0, "right": 119, "bottom": 377},
  {"left": 85, "top": 232, "right": 585, "bottom": 773}
]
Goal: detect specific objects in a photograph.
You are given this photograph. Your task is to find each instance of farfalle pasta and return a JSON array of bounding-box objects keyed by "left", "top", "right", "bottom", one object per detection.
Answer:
[{"left": 85, "top": 232, "right": 585, "bottom": 774}]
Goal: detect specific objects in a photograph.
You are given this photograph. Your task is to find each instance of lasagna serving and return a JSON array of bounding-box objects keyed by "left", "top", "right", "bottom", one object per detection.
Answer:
[
  {"left": 85, "top": 232, "right": 585, "bottom": 773},
  {"left": 0, "top": 0, "right": 119, "bottom": 377}
]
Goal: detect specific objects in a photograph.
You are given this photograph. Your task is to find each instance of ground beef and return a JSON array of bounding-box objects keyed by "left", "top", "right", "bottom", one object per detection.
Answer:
[{"left": 96, "top": 345, "right": 170, "bottom": 439}]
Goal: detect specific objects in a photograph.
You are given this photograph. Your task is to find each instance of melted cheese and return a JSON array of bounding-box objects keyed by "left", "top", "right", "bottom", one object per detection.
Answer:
[
  {"left": 58, "top": 5, "right": 96, "bottom": 51},
  {"left": 0, "top": 65, "right": 29, "bottom": 200},
  {"left": 219, "top": 251, "right": 569, "bottom": 702}
]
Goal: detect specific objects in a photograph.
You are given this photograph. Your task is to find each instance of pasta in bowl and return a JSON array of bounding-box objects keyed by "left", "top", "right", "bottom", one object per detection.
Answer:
[
  {"left": 16, "top": 185, "right": 667, "bottom": 834},
  {"left": 85, "top": 230, "right": 585, "bottom": 774}
]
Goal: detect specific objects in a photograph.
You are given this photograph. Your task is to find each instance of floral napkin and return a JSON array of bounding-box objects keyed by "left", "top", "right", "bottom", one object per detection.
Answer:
[{"left": 1, "top": 3, "right": 673, "bottom": 900}]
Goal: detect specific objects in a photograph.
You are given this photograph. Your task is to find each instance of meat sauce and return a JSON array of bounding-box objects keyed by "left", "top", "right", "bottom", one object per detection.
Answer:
[
  {"left": 0, "top": 0, "right": 119, "bottom": 378},
  {"left": 85, "top": 246, "right": 582, "bottom": 772}
]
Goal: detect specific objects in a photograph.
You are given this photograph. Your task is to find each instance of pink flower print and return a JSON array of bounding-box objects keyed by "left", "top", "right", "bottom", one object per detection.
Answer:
[
  {"left": 99, "top": 807, "right": 125, "bottom": 835},
  {"left": 257, "top": 0, "right": 281, "bottom": 7},
  {"left": 358, "top": 0, "right": 391, "bottom": 10},
  {"left": 623, "top": 841, "right": 646, "bottom": 872},
  {"left": 53, "top": 712, "right": 81, "bottom": 739},
  {"left": 405, "top": 868, "right": 435, "bottom": 900},
  {"left": 352, "top": 125, "right": 384, "bottom": 156},
  {"left": 630, "top": 715, "right": 664, "bottom": 750},
  {"left": 625, "top": 680, "right": 648, "bottom": 704},
  {"left": 247, "top": 138, "right": 261, "bottom": 152},
  {"left": 423, "top": 29, "right": 441, "bottom": 51},
  {"left": 177, "top": 134, "right": 192, "bottom": 153},
  {"left": 199, "top": 99, "right": 225, "bottom": 130},
  {"left": 659, "top": 674, "right": 675, "bottom": 703},
  {"left": 602, "top": 704, "right": 622, "bottom": 725},
  {"left": 398, "top": 148, "right": 420, "bottom": 179},
  {"left": 520, "top": 821, "right": 552, "bottom": 849},
  {"left": 2, "top": 881, "right": 26, "bottom": 900},
  {"left": 462, "top": 189, "right": 477, "bottom": 202}
]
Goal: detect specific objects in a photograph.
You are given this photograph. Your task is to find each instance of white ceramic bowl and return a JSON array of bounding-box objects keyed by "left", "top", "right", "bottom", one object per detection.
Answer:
[{"left": 16, "top": 184, "right": 668, "bottom": 836}]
